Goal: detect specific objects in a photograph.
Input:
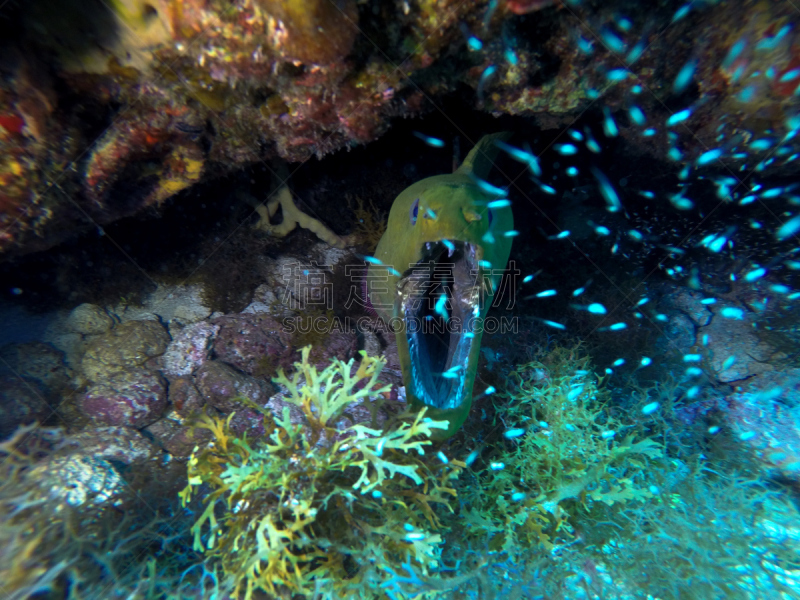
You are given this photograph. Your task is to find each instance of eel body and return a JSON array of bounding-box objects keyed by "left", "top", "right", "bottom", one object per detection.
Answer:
[{"left": 368, "top": 133, "right": 513, "bottom": 438}]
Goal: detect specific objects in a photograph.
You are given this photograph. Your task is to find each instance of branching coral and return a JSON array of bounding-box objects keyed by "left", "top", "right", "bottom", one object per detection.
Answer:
[
  {"left": 255, "top": 185, "right": 348, "bottom": 248},
  {"left": 180, "top": 347, "right": 464, "bottom": 599}
]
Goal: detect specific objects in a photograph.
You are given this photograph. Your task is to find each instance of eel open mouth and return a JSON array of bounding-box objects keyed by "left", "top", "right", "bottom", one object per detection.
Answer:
[{"left": 395, "top": 240, "right": 483, "bottom": 410}]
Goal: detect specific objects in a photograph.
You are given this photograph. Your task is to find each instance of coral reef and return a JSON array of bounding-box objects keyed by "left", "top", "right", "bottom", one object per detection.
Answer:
[{"left": 3, "top": 0, "right": 798, "bottom": 257}]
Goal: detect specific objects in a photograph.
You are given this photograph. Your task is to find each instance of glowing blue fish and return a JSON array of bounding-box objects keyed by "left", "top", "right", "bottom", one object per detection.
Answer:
[
  {"left": 777, "top": 216, "right": 800, "bottom": 240},
  {"left": 603, "top": 107, "right": 619, "bottom": 137},
  {"left": 628, "top": 106, "right": 646, "bottom": 126},
  {"left": 413, "top": 131, "right": 445, "bottom": 147},
  {"left": 667, "top": 109, "right": 692, "bottom": 126},
  {"left": 584, "top": 127, "right": 601, "bottom": 153},
  {"left": 600, "top": 27, "right": 626, "bottom": 53},
  {"left": 673, "top": 58, "right": 697, "bottom": 94},
  {"left": 591, "top": 167, "right": 622, "bottom": 212},
  {"left": 697, "top": 148, "right": 723, "bottom": 165}
]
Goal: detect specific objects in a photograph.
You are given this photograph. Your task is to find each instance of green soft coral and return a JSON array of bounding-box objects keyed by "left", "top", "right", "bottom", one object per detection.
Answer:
[{"left": 180, "top": 347, "right": 463, "bottom": 600}]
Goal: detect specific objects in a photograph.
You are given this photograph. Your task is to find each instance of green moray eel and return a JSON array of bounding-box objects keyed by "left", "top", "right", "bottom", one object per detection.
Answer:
[{"left": 367, "top": 133, "right": 514, "bottom": 439}]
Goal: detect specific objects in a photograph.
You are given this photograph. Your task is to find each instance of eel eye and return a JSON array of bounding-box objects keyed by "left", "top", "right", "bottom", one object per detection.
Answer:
[
  {"left": 487, "top": 208, "right": 493, "bottom": 226},
  {"left": 410, "top": 198, "right": 419, "bottom": 225}
]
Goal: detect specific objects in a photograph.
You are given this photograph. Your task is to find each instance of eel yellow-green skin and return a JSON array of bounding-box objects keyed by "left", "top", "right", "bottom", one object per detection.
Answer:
[{"left": 368, "top": 133, "right": 513, "bottom": 439}]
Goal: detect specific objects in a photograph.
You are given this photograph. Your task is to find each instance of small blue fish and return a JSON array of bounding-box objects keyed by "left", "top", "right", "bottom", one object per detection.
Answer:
[
  {"left": 673, "top": 58, "right": 697, "bottom": 94},
  {"left": 591, "top": 167, "right": 622, "bottom": 212},
  {"left": 625, "top": 39, "right": 646, "bottom": 64},
  {"left": 600, "top": 27, "right": 627, "bottom": 53},
  {"left": 434, "top": 293, "right": 449, "bottom": 321},
  {"left": 577, "top": 36, "right": 594, "bottom": 55},
  {"left": 777, "top": 216, "right": 800, "bottom": 240},
  {"left": 603, "top": 107, "right": 619, "bottom": 137},
  {"left": 413, "top": 131, "right": 445, "bottom": 148},
  {"left": 536, "top": 181, "right": 557, "bottom": 195},
  {"left": 495, "top": 140, "right": 542, "bottom": 177},
  {"left": 555, "top": 143, "right": 578, "bottom": 155},
  {"left": 615, "top": 16, "right": 632, "bottom": 32},
  {"left": 667, "top": 108, "right": 692, "bottom": 126},
  {"left": 504, "top": 44, "right": 519, "bottom": 65},
  {"left": 697, "top": 148, "right": 722, "bottom": 167},
  {"left": 472, "top": 176, "right": 506, "bottom": 197},
  {"left": 744, "top": 267, "right": 766, "bottom": 282},
  {"left": 482, "top": 0, "right": 498, "bottom": 28},
  {"left": 628, "top": 106, "right": 646, "bottom": 126},
  {"left": 504, "top": 428, "right": 526, "bottom": 439},
  {"left": 477, "top": 65, "right": 497, "bottom": 103},
  {"left": 755, "top": 24, "right": 791, "bottom": 51},
  {"left": 584, "top": 127, "right": 601, "bottom": 153},
  {"left": 738, "top": 86, "right": 756, "bottom": 103},
  {"left": 539, "top": 318, "right": 566, "bottom": 330},
  {"left": 750, "top": 139, "right": 774, "bottom": 151},
  {"left": 487, "top": 199, "right": 511, "bottom": 208},
  {"left": 607, "top": 68, "right": 629, "bottom": 81},
  {"left": 672, "top": 4, "right": 691, "bottom": 22},
  {"left": 722, "top": 39, "right": 746, "bottom": 70}
]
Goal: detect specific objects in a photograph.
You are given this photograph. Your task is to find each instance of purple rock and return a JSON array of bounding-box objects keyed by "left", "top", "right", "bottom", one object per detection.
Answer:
[
  {"left": 195, "top": 360, "right": 272, "bottom": 414},
  {"left": 79, "top": 368, "right": 167, "bottom": 428},
  {"left": 210, "top": 313, "right": 294, "bottom": 377},
  {"left": 145, "top": 416, "right": 213, "bottom": 457},
  {"left": 167, "top": 376, "right": 206, "bottom": 418},
  {"left": 161, "top": 321, "right": 220, "bottom": 377},
  {"left": 303, "top": 329, "right": 359, "bottom": 371}
]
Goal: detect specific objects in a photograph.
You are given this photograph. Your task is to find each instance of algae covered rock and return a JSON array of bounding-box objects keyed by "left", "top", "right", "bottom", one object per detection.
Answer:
[
  {"left": 79, "top": 368, "right": 167, "bottom": 428},
  {"left": 0, "top": 375, "right": 51, "bottom": 439},
  {"left": 161, "top": 321, "right": 219, "bottom": 377},
  {"left": 145, "top": 414, "right": 213, "bottom": 458},
  {"left": 60, "top": 425, "right": 157, "bottom": 465},
  {"left": 194, "top": 360, "right": 273, "bottom": 414},
  {"left": 28, "top": 454, "right": 124, "bottom": 511},
  {"left": 66, "top": 303, "right": 114, "bottom": 335},
  {"left": 81, "top": 319, "right": 170, "bottom": 382},
  {"left": 210, "top": 312, "right": 294, "bottom": 376},
  {"left": 0, "top": 341, "right": 71, "bottom": 396}
]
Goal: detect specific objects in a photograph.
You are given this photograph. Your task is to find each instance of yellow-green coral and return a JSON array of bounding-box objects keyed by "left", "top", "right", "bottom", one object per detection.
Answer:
[{"left": 180, "top": 347, "right": 463, "bottom": 599}]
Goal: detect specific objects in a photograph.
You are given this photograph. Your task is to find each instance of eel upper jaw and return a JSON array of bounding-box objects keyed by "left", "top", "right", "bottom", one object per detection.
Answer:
[{"left": 396, "top": 240, "right": 482, "bottom": 410}]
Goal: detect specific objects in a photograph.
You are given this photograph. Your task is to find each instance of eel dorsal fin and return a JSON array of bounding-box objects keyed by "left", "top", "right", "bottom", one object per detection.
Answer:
[{"left": 456, "top": 131, "right": 512, "bottom": 180}]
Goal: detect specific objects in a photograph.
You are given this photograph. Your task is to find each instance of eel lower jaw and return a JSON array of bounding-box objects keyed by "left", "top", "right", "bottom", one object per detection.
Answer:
[{"left": 396, "top": 240, "right": 482, "bottom": 410}]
